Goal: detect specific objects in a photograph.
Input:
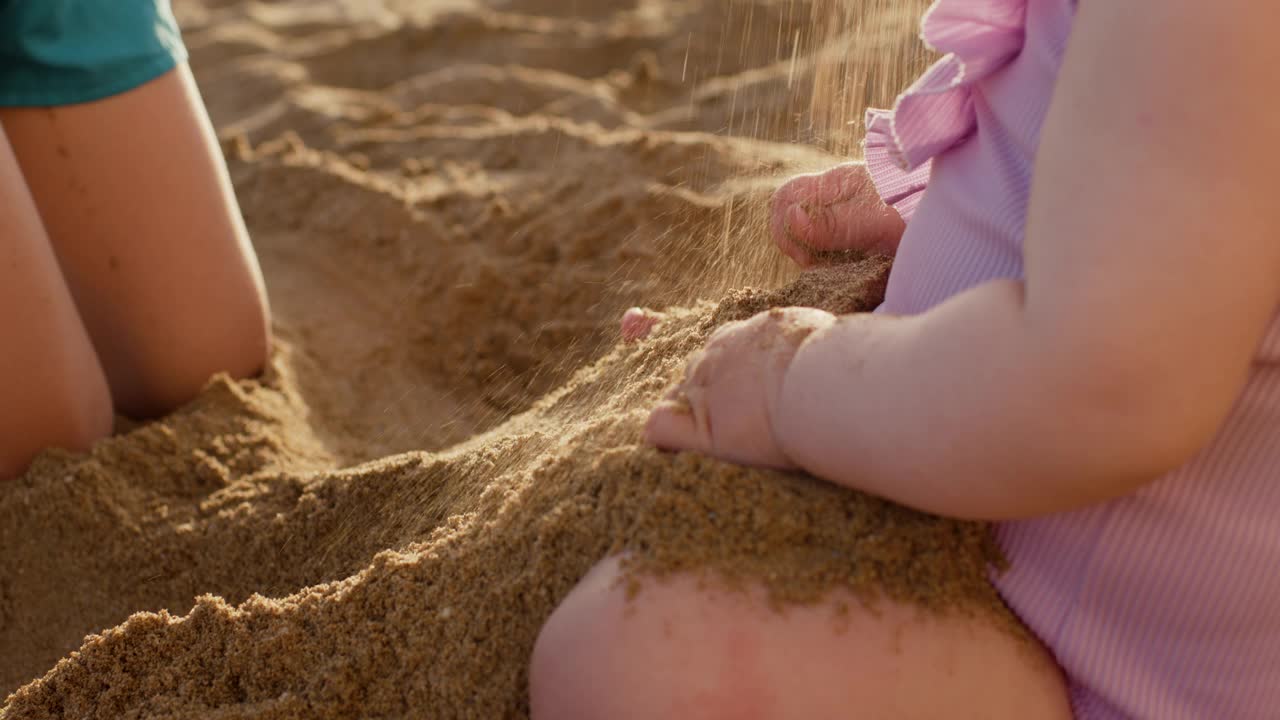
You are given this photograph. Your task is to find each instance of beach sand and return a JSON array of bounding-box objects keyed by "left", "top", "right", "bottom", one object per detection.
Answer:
[{"left": 0, "top": 1, "right": 1019, "bottom": 717}]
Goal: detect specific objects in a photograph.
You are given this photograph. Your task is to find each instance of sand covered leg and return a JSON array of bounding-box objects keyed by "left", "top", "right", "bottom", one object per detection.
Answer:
[
  {"left": 0, "top": 129, "right": 113, "bottom": 479},
  {"left": 0, "top": 65, "right": 270, "bottom": 418},
  {"left": 531, "top": 556, "right": 1071, "bottom": 720}
]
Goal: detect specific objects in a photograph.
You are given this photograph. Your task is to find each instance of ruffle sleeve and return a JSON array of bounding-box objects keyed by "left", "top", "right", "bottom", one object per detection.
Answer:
[{"left": 862, "top": 0, "right": 1028, "bottom": 221}]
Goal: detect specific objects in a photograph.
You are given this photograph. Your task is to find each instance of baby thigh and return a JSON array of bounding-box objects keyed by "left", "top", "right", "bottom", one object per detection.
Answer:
[
  {"left": 530, "top": 556, "right": 1072, "bottom": 720},
  {"left": 0, "top": 129, "right": 112, "bottom": 479}
]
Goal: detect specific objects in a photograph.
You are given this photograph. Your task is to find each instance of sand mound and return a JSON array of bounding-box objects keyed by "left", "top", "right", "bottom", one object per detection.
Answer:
[
  {"left": 0, "top": 1, "right": 1009, "bottom": 718},
  {"left": 3, "top": 258, "right": 1010, "bottom": 719}
]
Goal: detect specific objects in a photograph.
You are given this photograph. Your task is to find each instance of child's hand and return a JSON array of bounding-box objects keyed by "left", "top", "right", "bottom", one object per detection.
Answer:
[
  {"left": 644, "top": 307, "right": 835, "bottom": 468},
  {"left": 770, "top": 163, "right": 906, "bottom": 267}
]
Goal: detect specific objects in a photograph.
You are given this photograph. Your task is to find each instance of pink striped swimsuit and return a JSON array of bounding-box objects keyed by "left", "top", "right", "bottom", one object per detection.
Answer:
[{"left": 864, "top": 0, "right": 1280, "bottom": 717}]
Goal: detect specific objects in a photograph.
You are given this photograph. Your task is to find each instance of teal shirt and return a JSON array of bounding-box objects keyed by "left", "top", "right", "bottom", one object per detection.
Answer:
[{"left": 0, "top": 0, "right": 187, "bottom": 107}]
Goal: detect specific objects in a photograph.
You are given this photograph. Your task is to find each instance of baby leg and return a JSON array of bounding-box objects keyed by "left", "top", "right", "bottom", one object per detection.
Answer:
[
  {"left": 0, "top": 129, "right": 112, "bottom": 479},
  {"left": 531, "top": 556, "right": 1071, "bottom": 720},
  {"left": 0, "top": 65, "right": 270, "bottom": 418}
]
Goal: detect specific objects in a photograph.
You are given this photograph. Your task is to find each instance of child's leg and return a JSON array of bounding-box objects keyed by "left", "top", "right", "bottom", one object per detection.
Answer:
[
  {"left": 531, "top": 556, "right": 1071, "bottom": 719},
  {"left": 0, "top": 129, "right": 113, "bottom": 479},
  {"left": 0, "top": 65, "right": 270, "bottom": 418}
]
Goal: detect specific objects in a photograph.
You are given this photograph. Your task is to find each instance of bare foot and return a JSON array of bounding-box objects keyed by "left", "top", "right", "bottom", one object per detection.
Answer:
[
  {"left": 620, "top": 307, "right": 665, "bottom": 342},
  {"left": 770, "top": 163, "right": 905, "bottom": 268}
]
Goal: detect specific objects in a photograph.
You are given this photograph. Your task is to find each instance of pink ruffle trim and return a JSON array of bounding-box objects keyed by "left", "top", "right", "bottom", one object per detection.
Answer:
[{"left": 863, "top": 0, "right": 1028, "bottom": 221}]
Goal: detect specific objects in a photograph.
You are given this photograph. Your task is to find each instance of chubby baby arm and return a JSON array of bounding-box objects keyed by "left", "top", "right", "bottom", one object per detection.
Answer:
[
  {"left": 774, "top": 0, "right": 1280, "bottom": 519},
  {"left": 649, "top": 262, "right": 1267, "bottom": 521},
  {"left": 772, "top": 281, "right": 1175, "bottom": 521},
  {"left": 644, "top": 281, "right": 1189, "bottom": 520}
]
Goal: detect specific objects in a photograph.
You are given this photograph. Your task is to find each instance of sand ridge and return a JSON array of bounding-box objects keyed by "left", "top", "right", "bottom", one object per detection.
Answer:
[{"left": 0, "top": 1, "right": 1005, "bottom": 718}]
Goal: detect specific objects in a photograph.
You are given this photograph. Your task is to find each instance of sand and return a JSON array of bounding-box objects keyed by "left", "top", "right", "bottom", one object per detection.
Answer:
[{"left": 0, "top": 1, "right": 1018, "bottom": 718}]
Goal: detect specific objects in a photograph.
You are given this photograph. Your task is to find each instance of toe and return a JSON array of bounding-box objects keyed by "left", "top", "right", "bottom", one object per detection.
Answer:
[{"left": 621, "top": 307, "right": 663, "bottom": 342}]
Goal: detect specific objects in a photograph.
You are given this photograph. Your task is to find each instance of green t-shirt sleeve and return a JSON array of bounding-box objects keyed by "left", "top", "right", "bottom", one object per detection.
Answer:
[{"left": 0, "top": 0, "right": 188, "bottom": 107}]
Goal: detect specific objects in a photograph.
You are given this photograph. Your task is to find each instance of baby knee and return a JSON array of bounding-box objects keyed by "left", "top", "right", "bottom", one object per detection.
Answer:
[
  {"left": 531, "top": 557, "right": 1074, "bottom": 720},
  {"left": 530, "top": 558, "right": 760, "bottom": 720}
]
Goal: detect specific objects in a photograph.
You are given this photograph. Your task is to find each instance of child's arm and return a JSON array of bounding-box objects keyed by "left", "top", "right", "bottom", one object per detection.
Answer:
[{"left": 650, "top": 0, "right": 1280, "bottom": 520}]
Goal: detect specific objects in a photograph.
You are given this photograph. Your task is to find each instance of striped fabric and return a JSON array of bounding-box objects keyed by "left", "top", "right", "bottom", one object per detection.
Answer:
[{"left": 863, "top": 0, "right": 1280, "bottom": 717}]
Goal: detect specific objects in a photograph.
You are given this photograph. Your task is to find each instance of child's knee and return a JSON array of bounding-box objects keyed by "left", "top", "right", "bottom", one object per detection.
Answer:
[
  {"left": 112, "top": 290, "right": 271, "bottom": 418},
  {"left": 191, "top": 289, "right": 272, "bottom": 382},
  {"left": 530, "top": 557, "right": 769, "bottom": 720},
  {"left": 531, "top": 557, "right": 1074, "bottom": 720},
  {"left": 2, "top": 361, "right": 112, "bottom": 480}
]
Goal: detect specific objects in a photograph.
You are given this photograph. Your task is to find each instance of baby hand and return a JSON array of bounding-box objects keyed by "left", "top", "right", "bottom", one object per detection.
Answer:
[
  {"left": 770, "top": 163, "right": 905, "bottom": 267},
  {"left": 645, "top": 307, "right": 835, "bottom": 468}
]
